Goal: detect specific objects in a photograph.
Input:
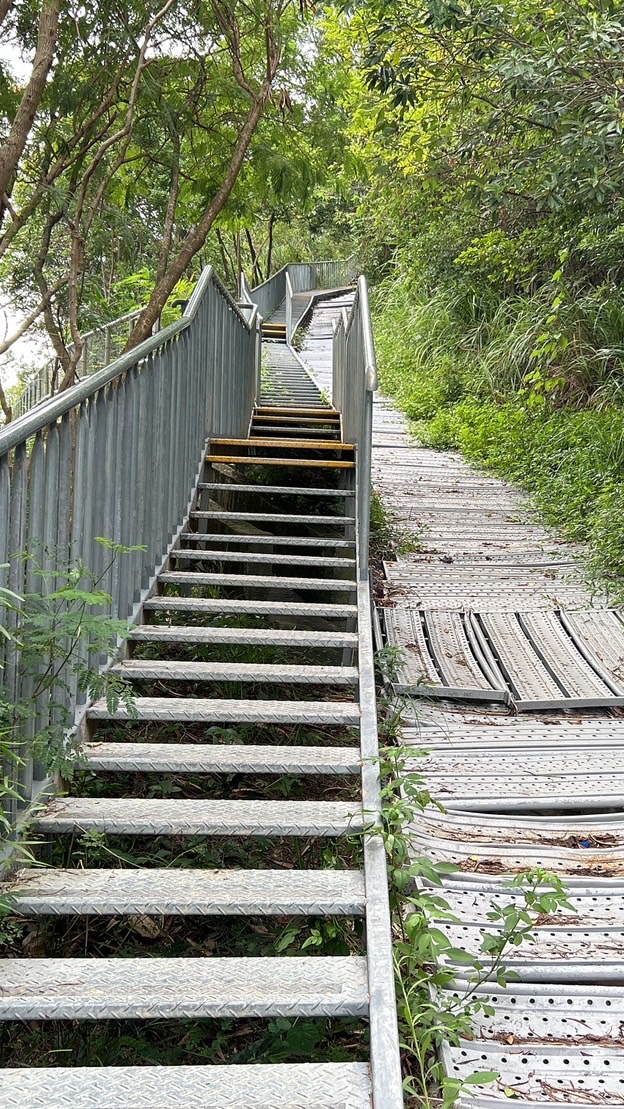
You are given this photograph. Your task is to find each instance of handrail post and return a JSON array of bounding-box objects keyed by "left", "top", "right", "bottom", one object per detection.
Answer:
[
  {"left": 239, "top": 272, "right": 253, "bottom": 306},
  {"left": 255, "top": 313, "right": 263, "bottom": 402},
  {"left": 285, "top": 273, "right": 293, "bottom": 343}
]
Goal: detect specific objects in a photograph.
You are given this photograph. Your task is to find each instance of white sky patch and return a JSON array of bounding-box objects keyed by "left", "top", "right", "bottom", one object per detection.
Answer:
[
  {"left": 0, "top": 40, "right": 50, "bottom": 388},
  {"left": 0, "top": 301, "right": 52, "bottom": 389}
]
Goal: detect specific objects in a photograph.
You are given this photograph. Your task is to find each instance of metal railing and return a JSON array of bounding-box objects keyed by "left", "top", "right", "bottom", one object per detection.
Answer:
[
  {"left": 247, "top": 255, "right": 358, "bottom": 324},
  {"left": 0, "top": 266, "right": 260, "bottom": 821},
  {"left": 332, "top": 275, "right": 377, "bottom": 581},
  {"left": 11, "top": 309, "right": 144, "bottom": 420}
]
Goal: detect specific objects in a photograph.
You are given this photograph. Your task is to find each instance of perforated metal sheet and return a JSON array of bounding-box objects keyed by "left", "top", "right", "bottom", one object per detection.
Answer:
[{"left": 445, "top": 1040, "right": 624, "bottom": 1101}]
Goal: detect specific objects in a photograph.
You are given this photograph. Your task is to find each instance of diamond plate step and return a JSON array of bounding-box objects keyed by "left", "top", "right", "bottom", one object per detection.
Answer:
[
  {"left": 8, "top": 867, "right": 365, "bottom": 915},
  {"left": 113, "top": 660, "right": 359, "bottom": 685},
  {"left": 171, "top": 549, "right": 355, "bottom": 567},
  {"left": 158, "top": 571, "right": 356, "bottom": 592},
  {"left": 81, "top": 741, "right": 361, "bottom": 774},
  {"left": 255, "top": 407, "right": 338, "bottom": 416},
  {"left": 191, "top": 510, "right": 354, "bottom": 525},
  {"left": 251, "top": 425, "right": 341, "bottom": 438},
  {"left": 88, "top": 695, "right": 359, "bottom": 724},
  {"left": 199, "top": 482, "right": 346, "bottom": 496},
  {"left": 130, "top": 626, "right": 358, "bottom": 648},
  {"left": 209, "top": 437, "right": 354, "bottom": 451},
  {"left": 33, "top": 798, "right": 364, "bottom": 836},
  {"left": 180, "top": 533, "right": 355, "bottom": 548},
  {"left": 251, "top": 414, "right": 340, "bottom": 423},
  {"left": 0, "top": 1063, "right": 372, "bottom": 1109},
  {"left": 144, "top": 597, "right": 357, "bottom": 617},
  {"left": 0, "top": 956, "right": 369, "bottom": 1020},
  {"left": 206, "top": 455, "right": 355, "bottom": 469}
]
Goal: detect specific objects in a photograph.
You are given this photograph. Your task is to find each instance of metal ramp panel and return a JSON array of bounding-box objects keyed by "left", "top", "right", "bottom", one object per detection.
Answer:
[{"left": 385, "top": 607, "right": 624, "bottom": 710}]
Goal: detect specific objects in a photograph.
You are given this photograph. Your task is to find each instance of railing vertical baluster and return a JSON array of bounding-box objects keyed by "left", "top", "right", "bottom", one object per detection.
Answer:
[
  {"left": 122, "top": 372, "right": 138, "bottom": 613},
  {"left": 111, "top": 377, "right": 126, "bottom": 618},
  {"left": 135, "top": 363, "right": 150, "bottom": 592},
  {"left": 0, "top": 266, "right": 262, "bottom": 841},
  {"left": 8, "top": 444, "right": 28, "bottom": 800},
  {"left": 0, "top": 454, "right": 16, "bottom": 825},
  {"left": 70, "top": 404, "right": 91, "bottom": 704}
]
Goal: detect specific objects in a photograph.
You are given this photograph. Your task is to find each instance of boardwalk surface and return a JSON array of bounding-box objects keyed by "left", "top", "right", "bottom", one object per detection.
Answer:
[{"left": 300, "top": 292, "right": 624, "bottom": 1109}]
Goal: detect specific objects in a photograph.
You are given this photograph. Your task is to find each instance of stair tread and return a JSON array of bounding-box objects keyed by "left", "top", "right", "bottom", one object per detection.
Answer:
[
  {"left": 130, "top": 626, "right": 358, "bottom": 647},
  {"left": 251, "top": 415, "right": 340, "bottom": 423},
  {"left": 144, "top": 597, "right": 357, "bottom": 615},
  {"left": 0, "top": 1063, "right": 372, "bottom": 1108},
  {"left": 210, "top": 438, "right": 353, "bottom": 450},
  {"left": 252, "top": 427, "right": 340, "bottom": 438},
  {"left": 199, "top": 482, "right": 347, "bottom": 495},
  {"left": 81, "top": 741, "right": 361, "bottom": 774},
  {"left": 180, "top": 533, "right": 355, "bottom": 548},
  {"left": 0, "top": 956, "right": 369, "bottom": 1020},
  {"left": 191, "top": 510, "right": 354, "bottom": 524},
  {"left": 8, "top": 867, "right": 365, "bottom": 915},
  {"left": 207, "top": 456, "right": 355, "bottom": 469},
  {"left": 171, "top": 549, "right": 356, "bottom": 567},
  {"left": 113, "top": 660, "right": 358, "bottom": 684},
  {"left": 88, "top": 695, "right": 360, "bottom": 723},
  {"left": 158, "top": 571, "right": 355, "bottom": 591},
  {"left": 33, "top": 797, "right": 364, "bottom": 835},
  {"left": 255, "top": 407, "right": 338, "bottom": 414}
]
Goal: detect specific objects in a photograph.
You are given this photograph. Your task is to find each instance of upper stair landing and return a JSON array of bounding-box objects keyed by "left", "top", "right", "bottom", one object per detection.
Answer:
[{"left": 261, "top": 342, "right": 326, "bottom": 408}]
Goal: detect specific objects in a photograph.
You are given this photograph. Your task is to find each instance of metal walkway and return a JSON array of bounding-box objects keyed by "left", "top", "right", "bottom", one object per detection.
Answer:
[
  {"left": 298, "top": 294, "right": 624, "bottom": 1107},
  {"left": 0, "top": 265, "right": 401, "bottom": 1106}
]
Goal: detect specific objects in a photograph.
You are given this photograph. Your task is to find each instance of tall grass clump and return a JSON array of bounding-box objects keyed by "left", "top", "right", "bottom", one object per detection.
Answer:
[{"left": 372, "top": 270, "right": 624, "bottom": 588}]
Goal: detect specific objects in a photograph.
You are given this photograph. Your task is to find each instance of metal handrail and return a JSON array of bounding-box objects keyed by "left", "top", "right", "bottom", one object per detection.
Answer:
[
  {"left": 10, "top": 308, "right": 144, "bottom": 421},
  {"left": 332, "top": 275, "right": 377, "bottom": 580},
  {"left": 245, "top": 255, "right": 358, "bottom": 322},
  {"left": 285, "top": 272, "right": 293, "bottom": 343},
  {"left": 0, "top": 264, "right": 260, "bottom": 823},
  {"left": 0, "top": 269, "right": 256, "bottom": 455}
]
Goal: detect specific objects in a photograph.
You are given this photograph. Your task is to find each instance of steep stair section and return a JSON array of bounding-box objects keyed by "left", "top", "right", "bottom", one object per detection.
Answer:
[{"left": 0, "top": 391, "right": 394, "bottom": 1107}]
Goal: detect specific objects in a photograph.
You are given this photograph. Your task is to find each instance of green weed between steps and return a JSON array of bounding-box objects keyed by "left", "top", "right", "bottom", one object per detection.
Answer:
[
  {"left": 0, "top": 522, "right": 574, "bottom": 1102},
  {"left": 372, "top": 276, "right": 624, "bottom": 597},
  {"left": 373, "top": 649, "right": 573, "bottom": 1107}
]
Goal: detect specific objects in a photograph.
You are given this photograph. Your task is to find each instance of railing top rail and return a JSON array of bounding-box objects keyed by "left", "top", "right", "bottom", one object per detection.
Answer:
[
  {"left": 335, "top": 275, "right": 378, "bottom": 392},
  {"left": 248, "top": 264, "right": 289, "bottom": 295},
  {"left": 78, "top": 307, "right": 143, "bottom": 345},
  {"left": 248, "top": 254, "right": 357, "bottom": 294},
  {"left": 0, "top": 266, "right": 255, "bottom": 457}
]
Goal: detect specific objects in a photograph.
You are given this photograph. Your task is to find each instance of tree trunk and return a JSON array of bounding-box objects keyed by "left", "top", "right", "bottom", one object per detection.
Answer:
[
  {"left": 126, "top": 87, "right": 270, "bottom": 350},
  {"left": 0, "top": 0, "right": 14, "bottom": 28},
  {"left": 156, "top": 133, "right": 181, "bottom": 283},
  {"left": 245, "top": 227, "right": 264, "bottom": 284},
  {"left": 216, "top": 228, "right": 234, "bottom": 285},
  {"left": 0, "top": 0, "right": 61, "bottom": 202},
  {"left": 266, "top": 212, "right": 276, "bottom": 277}
]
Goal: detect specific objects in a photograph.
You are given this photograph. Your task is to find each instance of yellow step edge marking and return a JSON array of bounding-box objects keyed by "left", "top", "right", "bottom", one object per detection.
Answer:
[
  {"left": 210, "top": 438, "right": 354, "bottom": 450},
  {"left": 251, "top": 416, "right": 341, "bottom": 425},
  {"left": 206, "top": 455, "right": 355, "bottom": 469},
  {"left": 255, "top": 407, "right": 339, "bottom": 416}
]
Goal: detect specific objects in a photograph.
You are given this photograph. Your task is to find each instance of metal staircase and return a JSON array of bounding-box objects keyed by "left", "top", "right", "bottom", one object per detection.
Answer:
[{"left": 0, "top": 263, "right": 402, "bottom": 1106}]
